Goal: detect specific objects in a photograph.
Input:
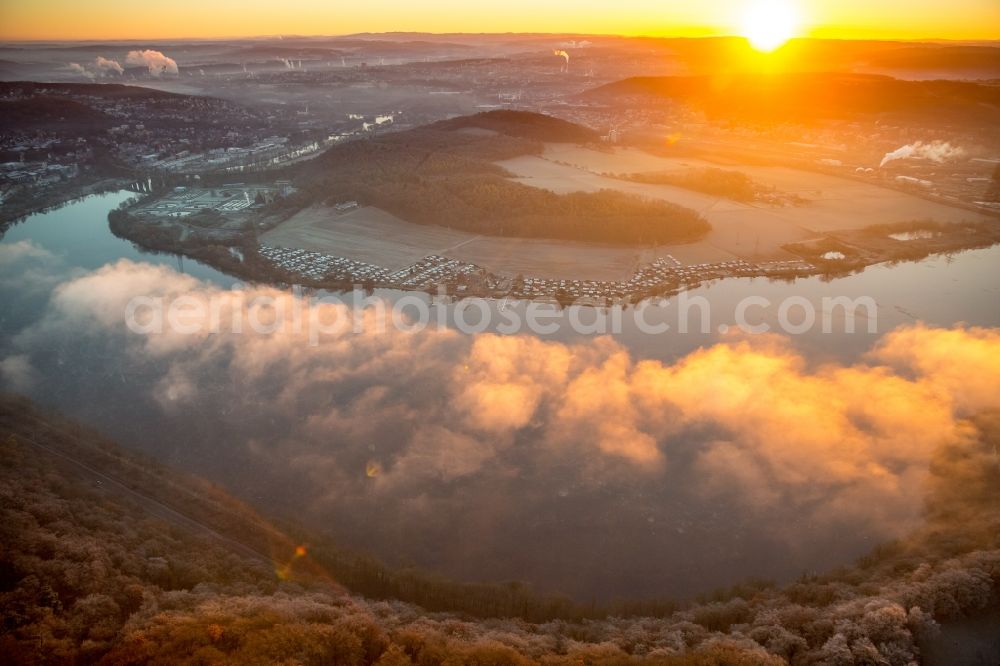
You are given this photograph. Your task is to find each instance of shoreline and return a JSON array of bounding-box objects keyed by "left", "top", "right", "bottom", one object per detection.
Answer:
[
  {"left": 108, "top": 206, "right": 1000, "bottom": 307},
  {"left": 0, "top": 177, "right": 132, "bottom": 234}
]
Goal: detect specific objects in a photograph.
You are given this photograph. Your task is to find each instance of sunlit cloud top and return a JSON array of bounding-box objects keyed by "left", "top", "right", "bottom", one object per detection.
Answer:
[{"left": 0, "top": 0, "right": 997, "bottom": 41}]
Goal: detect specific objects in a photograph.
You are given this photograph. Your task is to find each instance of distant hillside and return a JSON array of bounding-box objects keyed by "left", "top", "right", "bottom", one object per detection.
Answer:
[
  {"left": 653, "top": 38, "right": 1000, "bottom": 76},
  {"left": 428, "top": 110, "right": 600, "bottom": 143},
  {"left": 228, "top": 45, "right": 345, "bottom": 58},
  {"left": 0, "top": 80, "right": 184, "bottom": 100},
  {"left": 586, "top": 73, "right": 1000, "bottom": 125},
  {"left": 0, "top": 81, "right": 216, "bottom": 136},
  {"left": 290, "top": 110, "right": 708, "bottom": 245},
  {"left": 862, "top": 45, "right": 1000, "bottom": 72},
  {"left": 0, "top": 95, "right": 113, "bottom": 130},
  {"left": 323, "top": 38, "right": 476, "bottom": 52}
]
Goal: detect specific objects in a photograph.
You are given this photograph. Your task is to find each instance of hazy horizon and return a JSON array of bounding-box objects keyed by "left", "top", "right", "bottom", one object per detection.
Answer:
[{"left": 2, "top": 0, "right": 999, "bottom": 41}]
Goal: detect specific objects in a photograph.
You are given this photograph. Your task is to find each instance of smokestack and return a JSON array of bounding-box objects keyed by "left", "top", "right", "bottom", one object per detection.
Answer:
[{"left": 553, "top": 50, "right": 570, "bottom": 72}]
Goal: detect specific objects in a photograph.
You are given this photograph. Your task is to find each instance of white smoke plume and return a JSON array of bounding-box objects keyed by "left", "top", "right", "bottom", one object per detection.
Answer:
[
  {"left": 553, "top": 49, "right": 570, "bottom": 73},
  {"left": 67, "top": 62, "right": 94, "bottom": 79},
  {"left": 94, "top": 56, "right": 124, "bottom": 76},
  {"left": 125, "top": 49, "right": 179, "bottom": 77},
  {"left": 879, "top": 141, "right": 965, "bottom": 168}
]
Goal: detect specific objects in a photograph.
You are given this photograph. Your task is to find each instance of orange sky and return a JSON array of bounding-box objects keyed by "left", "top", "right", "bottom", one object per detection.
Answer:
[{"left": 0, "top": 0, "right": 997, "bottom": 41}]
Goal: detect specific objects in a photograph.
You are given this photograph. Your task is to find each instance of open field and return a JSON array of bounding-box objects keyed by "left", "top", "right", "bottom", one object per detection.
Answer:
[
  {"left": 261, "top": 206, "right": 473, "bottom": 271},
  {"left": 261, "top": 143, "right": 993, "bottom": 280},
  {"left": 260, "top": 205, "right": 728, "bottom": 281},
  {"left": 498, "top": 144, "right": 993, "bottom": 260}
]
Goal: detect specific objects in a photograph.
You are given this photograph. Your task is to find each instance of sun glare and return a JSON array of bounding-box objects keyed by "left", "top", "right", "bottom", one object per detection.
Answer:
[{"left": 741, "top": 0, "right": 800, "bottom": 52}]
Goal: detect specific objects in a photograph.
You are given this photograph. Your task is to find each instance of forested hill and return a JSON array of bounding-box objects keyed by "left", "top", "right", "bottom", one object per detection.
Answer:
[
  {"left": 2, "top": 396, "right": 999, "bottom": 664},
  {"left": 584, "top": 73, "right": 1000, "bottom": 125},
  {"left": 0, "top": 395, "right": 659, "bottom": 626},
  {"left": 0, "top": 81, "right": 187, "bottom": 100},
  {"left": 426, "top": 110, "right": 600, "bottom": 143},
  {"left": 0, "top": 82, "right": 190, "bottom": 132},
  {"left": 0, "top": 95, "right": 116, "bottom": 131},
  {"left": 289, "top": 110, "right": 709, "bottom": 245}
]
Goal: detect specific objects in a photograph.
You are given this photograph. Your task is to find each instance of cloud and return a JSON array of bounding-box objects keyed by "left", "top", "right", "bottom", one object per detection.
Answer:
[
  {"left": 871, "top": 325, "right": 1000, "bottom": 414},
  {"left": 453, "top": 334, "right": 571, "bottom": 434},
  {"left": 0, "top": 240, "right": 56, "bottom": 264},
  {"left": 552, "top": 344, "right": 664, "bottom": 467},
  {"left": 0, "top": 354, "right": 37, "bottom": 393},
  {"left": 94, "top": 56, "right": 124, "bottom": 76},
  {"left": 3, "top": 258, "right": 999, "bottom": 599},
  {"left": 629, "top": 336, "right": 965, "bottom": 502},
  {"left": 67, "top": 57, "right": 125, "bottom": 78},
  {"left": 67, "top": 62, "right": 94, "bottom": 79},
  {"left": 390, "top": 425, "right": 497, "bottom": 483},
  {"left": 0, "top": 241, "right": 69, "bottom": 328},
  {"left": 125, "top": 49, "right": 178, "bottom": 77}
]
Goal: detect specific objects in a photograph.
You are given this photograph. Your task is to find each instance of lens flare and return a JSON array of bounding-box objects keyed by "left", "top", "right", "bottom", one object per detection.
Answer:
[{"left": 741, "top": 0, "right": 800, "bottom": 52}]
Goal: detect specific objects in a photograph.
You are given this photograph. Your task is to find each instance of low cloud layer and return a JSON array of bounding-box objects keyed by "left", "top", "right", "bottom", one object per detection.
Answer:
[{"left": 2, "top": 253, "right": 998, "bottom": 599}]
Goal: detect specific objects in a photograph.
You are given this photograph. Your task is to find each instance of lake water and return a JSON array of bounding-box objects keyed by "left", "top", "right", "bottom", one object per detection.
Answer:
[
  {"left": 8, "top": 191, "right": 999, "bottom": 360},
  {"left": 2, "top": 191, "right": 236, "bottom": 284},
  {"left": 2, "top": 191, "right": 998, "bottom": 601}
]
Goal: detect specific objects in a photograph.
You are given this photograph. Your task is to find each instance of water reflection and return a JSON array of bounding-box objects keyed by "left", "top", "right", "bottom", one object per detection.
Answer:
[{"left": 2, "top": 193, "right": 999, "bottom": 601}]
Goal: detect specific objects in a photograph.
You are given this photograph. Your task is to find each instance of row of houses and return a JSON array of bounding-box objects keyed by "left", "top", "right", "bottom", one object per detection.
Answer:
[
  {"left": 512, "top": 258, "right": 773, "bottom": 301},
  {"left": 0, "top": 161, "right": 79, "bottom": 187},
  {"left": 257, "top": 243, "right": 817, "bottom": 302},
  {"left": 258, "top": 245, "right": 390, "bottom": 283},
  {"left": 387, "top": 255, "right": 485, "bottom": 289}
]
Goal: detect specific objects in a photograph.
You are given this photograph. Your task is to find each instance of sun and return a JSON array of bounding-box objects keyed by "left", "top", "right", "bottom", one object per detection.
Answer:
[{"left": 741, "top": 0, "right": 800, "bottom": 52}]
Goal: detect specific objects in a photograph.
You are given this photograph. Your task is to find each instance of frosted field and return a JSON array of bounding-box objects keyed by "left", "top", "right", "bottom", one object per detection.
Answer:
[
  {"left": 498, "top": 144, "right": 990, "bottom": 259},
  {"left": 261, "top": 205, "right": 719, "bottom": 281},
  {"left": 261, "top": 144, "right": 989, "bottom": 278},
  {"left": 261, "top": 206, "right": 472, "bottom": 271}
]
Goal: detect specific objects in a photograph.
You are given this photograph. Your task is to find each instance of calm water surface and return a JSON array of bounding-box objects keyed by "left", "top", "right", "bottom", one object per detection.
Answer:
[{"left": 2, "top": 192, "right": 998, "bottom": 601}]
